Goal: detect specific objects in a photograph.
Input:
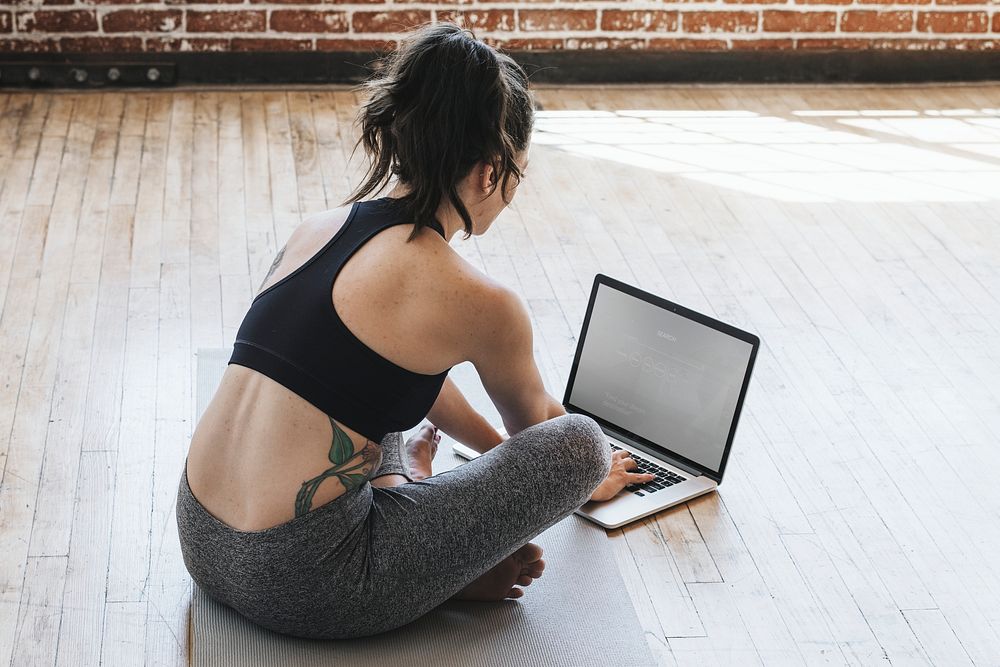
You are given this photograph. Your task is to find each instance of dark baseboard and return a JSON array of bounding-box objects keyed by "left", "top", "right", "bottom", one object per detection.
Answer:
[{"left": 1, "top": 49, "right": 998, "bottom": 88}]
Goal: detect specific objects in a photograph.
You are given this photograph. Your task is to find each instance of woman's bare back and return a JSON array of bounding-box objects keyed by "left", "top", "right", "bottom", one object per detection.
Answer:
[{"left": 185, "top": 203, "right": 478, "bottom": 532}]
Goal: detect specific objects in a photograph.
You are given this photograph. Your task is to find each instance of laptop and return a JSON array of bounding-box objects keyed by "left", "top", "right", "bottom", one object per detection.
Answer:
[{"left": 454, "top": 273, "right": 760, "bottom": 529}]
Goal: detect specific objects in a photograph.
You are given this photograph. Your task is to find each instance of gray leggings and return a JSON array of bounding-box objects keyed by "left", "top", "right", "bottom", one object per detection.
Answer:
[{"left": 175, "top": 413, "right": 611, "bottom": 640}]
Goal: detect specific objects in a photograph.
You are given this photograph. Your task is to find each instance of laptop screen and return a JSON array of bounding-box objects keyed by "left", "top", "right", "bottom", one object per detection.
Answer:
[{"left": 566, "top": 280, "right": 755, "bottom": 475}]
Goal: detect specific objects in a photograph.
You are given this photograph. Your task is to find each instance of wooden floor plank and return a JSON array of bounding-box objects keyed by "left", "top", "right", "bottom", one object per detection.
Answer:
[
  {"left": 9, "top": 556, "right": 66, "bottom": 667},
  {"left": 129, "top": 94, "right": 168, "bottom": 291},
  {"left": 100, "top": 601, "right": 147, "bottom": 666},
  {"left": 262, "top": 91, "right": 303, "bottom": 244},
  {"left": 217, "top": 94, "right": 249, "bottom": 280},
  {"left": 163, "top": 94, "right": 194, "bottom": 267},
  {"left": 26, "top": 93, "right": 102, "bottom": 559},
  {"left": 0, "top": 95, "right": 37, "bottom": 322},
  {"left": 54, "top": 450, "right": 115, "bottom": 667},
  {"left": 285, "top": 91, "right": 327, "bottom": 217},
  {"left": 242, "top": 90, "right": 276, "bottom": 296},
  {"left": 104, "top": 285, "right": 157, "bottom": 608},
  {"left": 190, "top": 93, "right": 225, "bottom": 359},
  {"left": 0, "top": 384, "right": 55, "bottom": 667},
  {"left": 0, "top": 95, "right": 52, "bottom": 478}
]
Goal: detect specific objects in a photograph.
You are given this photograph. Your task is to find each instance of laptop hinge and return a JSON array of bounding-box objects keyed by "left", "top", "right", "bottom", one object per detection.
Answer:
[{"left": 597, "top": 424, "right": 704, "bottom": 477}]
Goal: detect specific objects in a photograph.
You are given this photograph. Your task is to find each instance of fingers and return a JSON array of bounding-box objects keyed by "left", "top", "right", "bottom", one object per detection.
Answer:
[
  {"left": 613, "top": 450, "right": 645, "bottom": 472},
  {"left": 627, "top": 471, "right": 655, "bottom": 483}
]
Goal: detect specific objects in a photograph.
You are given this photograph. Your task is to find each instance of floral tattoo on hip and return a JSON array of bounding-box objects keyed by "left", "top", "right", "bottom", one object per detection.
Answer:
[{"left": 295, "top": 416, "right": 381, "bottom": 517}]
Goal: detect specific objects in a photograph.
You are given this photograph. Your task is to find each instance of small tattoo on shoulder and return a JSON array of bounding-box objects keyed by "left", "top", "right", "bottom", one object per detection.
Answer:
[{"left": 258, "top": 244, "right": 287, "bottom": 293}]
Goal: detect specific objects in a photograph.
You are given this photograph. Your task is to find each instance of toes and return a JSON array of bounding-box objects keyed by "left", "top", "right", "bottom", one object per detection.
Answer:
[
  {"left": 415, "top": 430, "right": 435, "bottom": 443},
  {"left": 407, "top": 426, "right": 438, "bottom": 449},
  {"left": 514, "top": 542, "right": 544, "bottom": 564},
  {"left": 524, "top": 560, "right": 544, "bottom": 578},
  {"left": 505, "top": 587, "right": 524, "bottom": 600},
  {"left": 516, "top": 574, "right": 533, "bottom": 586}
]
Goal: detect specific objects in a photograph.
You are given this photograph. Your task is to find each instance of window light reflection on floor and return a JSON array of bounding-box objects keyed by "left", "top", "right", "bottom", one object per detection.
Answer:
[{"left": 532, "top": 108, "right": 1000, "bottom": 203}]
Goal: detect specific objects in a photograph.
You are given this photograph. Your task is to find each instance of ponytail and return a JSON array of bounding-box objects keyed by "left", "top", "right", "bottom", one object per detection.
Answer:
[{"left": 343, "top": 21, "right": 535, "bottom": 242}]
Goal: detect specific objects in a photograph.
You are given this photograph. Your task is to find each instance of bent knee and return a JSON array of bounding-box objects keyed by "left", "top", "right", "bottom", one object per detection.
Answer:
[{"left": 543, "top": 413, "right": 612, "bottom": 492}]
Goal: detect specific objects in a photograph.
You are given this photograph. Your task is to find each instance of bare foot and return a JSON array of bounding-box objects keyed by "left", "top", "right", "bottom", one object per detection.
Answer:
[
  {"left": 451, "top": 542, "right": 546, "bottom": 601},
  {"left": 405, "top": 424, "right": 440, "bottom": 481}
]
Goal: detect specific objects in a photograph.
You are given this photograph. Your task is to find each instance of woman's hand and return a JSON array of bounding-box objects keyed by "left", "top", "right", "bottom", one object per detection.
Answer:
[{"left": 588, "top": 449, "right": 655, "bottom": 502}]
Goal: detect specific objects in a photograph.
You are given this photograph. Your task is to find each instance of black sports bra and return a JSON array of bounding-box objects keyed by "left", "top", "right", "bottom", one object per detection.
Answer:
[{"left": 228, "top": 197, "right": 452, "bottom": 443}]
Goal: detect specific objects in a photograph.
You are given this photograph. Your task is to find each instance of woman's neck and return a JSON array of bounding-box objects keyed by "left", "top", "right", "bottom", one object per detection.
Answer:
[{"left": 384, "top": 183, "right": 465, "bottom": 242}]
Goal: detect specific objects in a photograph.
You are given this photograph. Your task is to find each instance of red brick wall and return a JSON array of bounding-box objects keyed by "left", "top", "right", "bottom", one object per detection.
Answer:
[{"left": 2, "top": 3, "right": 997, "bottom": 53}]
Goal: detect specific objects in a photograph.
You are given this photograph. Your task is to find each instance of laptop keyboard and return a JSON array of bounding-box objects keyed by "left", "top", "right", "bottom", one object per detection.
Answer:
[{"left": 609, "top": 443, "right": 687, "bottom": 497}]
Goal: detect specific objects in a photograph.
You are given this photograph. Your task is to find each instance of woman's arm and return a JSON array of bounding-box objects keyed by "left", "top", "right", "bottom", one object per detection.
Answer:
[{"left": 427, "top": 377, "right": 506, "bottom": 454}]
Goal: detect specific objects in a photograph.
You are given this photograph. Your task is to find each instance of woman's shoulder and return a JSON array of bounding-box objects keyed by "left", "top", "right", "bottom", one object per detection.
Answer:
[{"left": 301, "top": 203, "right": 355, "bottom": 236}]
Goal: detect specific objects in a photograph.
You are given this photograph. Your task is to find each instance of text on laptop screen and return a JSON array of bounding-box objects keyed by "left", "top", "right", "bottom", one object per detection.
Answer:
[{"left": 568, "top": 284, "right": 754, "bottom": 473}]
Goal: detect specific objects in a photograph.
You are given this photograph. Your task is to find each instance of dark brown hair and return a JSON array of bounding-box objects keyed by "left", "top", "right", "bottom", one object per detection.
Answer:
[{"left": 342, "top": 21, "right": 535, "bottom": 242}]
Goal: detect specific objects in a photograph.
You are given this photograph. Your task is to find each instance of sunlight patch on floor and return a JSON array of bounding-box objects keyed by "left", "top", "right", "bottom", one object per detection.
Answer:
[{"left": 532, "top": 108, "right": 1000, "bottom": 203}]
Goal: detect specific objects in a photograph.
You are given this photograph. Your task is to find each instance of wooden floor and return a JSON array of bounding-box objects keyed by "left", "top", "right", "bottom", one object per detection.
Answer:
[{"left": 1, "top": 83, "right": 998, "bottom": 666}]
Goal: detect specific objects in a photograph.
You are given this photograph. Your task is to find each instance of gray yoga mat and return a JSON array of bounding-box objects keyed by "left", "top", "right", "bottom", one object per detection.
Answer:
[{"left": 191, "top": 347, "right": 656, "bottom": 667}]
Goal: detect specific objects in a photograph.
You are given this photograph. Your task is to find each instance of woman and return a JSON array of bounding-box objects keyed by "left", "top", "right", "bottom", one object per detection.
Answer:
[{"left": 176, "top": 21, "right": 656, "bottom": 640}]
